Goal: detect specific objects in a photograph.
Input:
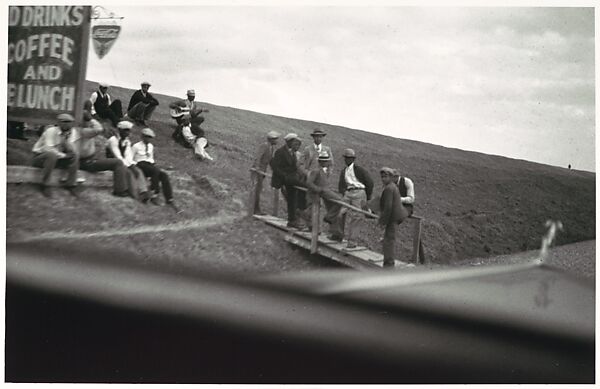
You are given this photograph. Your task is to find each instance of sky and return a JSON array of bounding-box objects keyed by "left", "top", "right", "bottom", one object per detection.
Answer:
[{"left": 18, "top": 3, "right": 600, "bottom": 171}]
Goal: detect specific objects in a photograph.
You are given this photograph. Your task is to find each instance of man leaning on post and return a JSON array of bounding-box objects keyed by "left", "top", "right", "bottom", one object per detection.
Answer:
[{"left": 31, "top": 113, "right": 82, "bottom": 198}]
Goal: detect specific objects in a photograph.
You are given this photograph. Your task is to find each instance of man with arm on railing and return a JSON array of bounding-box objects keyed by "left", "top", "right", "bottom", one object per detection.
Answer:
[
  {"left": 305, "top": 151, "right": 344, "bottom": 239},
  {"left": 270, "top": 133, "right": 308, "bottom": 229},
  {"left": 338, "top": 148, "right": 374, "bottom": 248},
  {"left": 251, "top": 131, "right": 281, "bottom": 215}
]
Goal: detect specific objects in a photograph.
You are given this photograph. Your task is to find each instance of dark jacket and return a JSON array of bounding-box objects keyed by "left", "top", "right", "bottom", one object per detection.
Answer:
[
  {"left": 128, "top": 89, "right": 159, "bottom": 111},
  {"left": 338, "top": 164, "right": 374, "bottom": 200},
  {"left": 270, "top": 145, "right": 305, "bottom": 189},
  {"left": 379, "top": 182, "right": 407, "bottom": 226}
]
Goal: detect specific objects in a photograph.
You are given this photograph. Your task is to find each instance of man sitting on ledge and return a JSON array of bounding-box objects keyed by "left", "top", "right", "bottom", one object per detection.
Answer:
[{"left": 31, "top": 113, "right": 81, "bottom": 198}]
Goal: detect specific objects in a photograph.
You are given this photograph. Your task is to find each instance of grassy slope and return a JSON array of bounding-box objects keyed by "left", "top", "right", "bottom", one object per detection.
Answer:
[{"left": 7, "top": 80, "right": 595, "bottom": 270}]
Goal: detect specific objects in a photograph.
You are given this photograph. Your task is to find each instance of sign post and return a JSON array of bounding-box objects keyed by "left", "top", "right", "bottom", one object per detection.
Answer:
[{"left": 7, "top": 6, "right": 91, "bottom": 125}]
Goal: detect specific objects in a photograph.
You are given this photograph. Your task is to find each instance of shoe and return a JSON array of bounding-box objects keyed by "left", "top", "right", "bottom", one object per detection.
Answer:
[
  {"left": 254, "top": 210, "right": 267, "bottom": 216},
  {"left": 66, "top": 185, "right": 83, "bottom": 198},
  {"left": 139, "top": 191, "right": 151, "bottom": 203},
  {"left": 150, "top": 196, "right": 161, "bottom": 206},
  {"left": 113, "top": 190, "right": 129, "bottom": 197},
  {"left": 167, "top": 200, "right": 183, "bottom": 214},
  {"left": 327, "top": 234, "right": 343, "bottom": 242},
  {"left": 287, "top": 221, "right": 306, "bottom": 229},
  {"left": 40, "top": 185, "right": 52, "bottom": 198},
  {"left": 346, "top": 242, "right": 357, "bottom": 249}
]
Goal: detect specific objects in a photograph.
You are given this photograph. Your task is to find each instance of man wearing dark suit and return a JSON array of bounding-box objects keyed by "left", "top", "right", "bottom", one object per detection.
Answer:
[
  {"left": 251, "top": 130, "right": 281, "bottom": 215},
  {"left": 127, "top": 81, "right": 159, "bottom": 126},
  {"left": 89, "top": 82, "right": 123, "bottom": 128},
  {"left": 270, "top": 133, "right": 307, "bottom": 229},
  {"left": 337, "top": 148, "right": 374, "bottom": 247},
  {"left": 378, "top": 167, "right": 408, "bottom": 268}
]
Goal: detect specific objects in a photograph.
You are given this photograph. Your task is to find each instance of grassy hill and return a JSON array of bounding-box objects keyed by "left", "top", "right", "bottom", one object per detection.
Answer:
[{"left": 6, "top": 80, "right": 596, "bottom": 273}]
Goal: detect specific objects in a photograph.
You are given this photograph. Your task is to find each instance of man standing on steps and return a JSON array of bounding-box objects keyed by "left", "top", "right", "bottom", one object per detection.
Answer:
[
  {"left": 89, "top": 82, "right": 123, "bottom": 128},
  {"left": 31, "top": 113, "right": 81, "bottom": 198},
  {"left": 127, "top": 81, "right": 159, "bottom": 126},
  {"left": 392, "top": 168, "right": 425, "bottom": 263},
  {"left": 338, "top": 148, "right": 374, "bottom": 248},
  {"left": 378, "top": 167, "right": 408, "bottom": 268},
  {"left": 305, "top": 151, "right": 344, "bottom": 238},
  {"left": 71, "top": 110, "right": 129, "bottom": 197},
  {"left": 270, "top": 133, "right": 308, "bottom": 229},
  {"left": 300, "top": 128, "right": 333, "bottom": 172},
  {"left": 251, "top": 130, "right": 281, "bottom": 215}
]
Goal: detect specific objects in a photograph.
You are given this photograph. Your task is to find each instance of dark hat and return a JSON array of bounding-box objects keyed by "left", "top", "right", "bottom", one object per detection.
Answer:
[
  {"left": 310, "top": 128, "right": 327, "bottom": 137},
  {"left": 342, "top": 148, "right": 356, "bottom": 158}
]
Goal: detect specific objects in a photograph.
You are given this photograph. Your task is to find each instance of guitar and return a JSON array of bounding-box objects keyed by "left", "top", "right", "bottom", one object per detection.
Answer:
[{"left": 170, "top": 105, "right": 210, "bottom": 119}]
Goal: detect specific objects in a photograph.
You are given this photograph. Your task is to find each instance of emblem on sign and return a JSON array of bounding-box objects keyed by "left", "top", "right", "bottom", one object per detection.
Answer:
[{"left": 91, "top": 6, "right": 123, "bottom": 59}]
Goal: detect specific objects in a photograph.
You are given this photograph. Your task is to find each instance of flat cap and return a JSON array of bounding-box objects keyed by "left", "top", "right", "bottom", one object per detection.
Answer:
[
  {"left": 99, "top": 82, "right": 110, "bottom": 88},
  {"left": 267, "top": 130, "right": 281, "bottom": 139},
  {"left": 284, "top": 133, "right": 300, "bottom": 142},
  {"left": 380, "top": 166, "right": 394, "bottom": 175},
  {"left": 141, "top": 127, "right": 155, "bottom": 138},
  {"left": 141, "top": 81, "right": 151, "bottom": 86},
  {"left": 187, "top": 89, "right": 195, "bottom": 96},
  {"left": 342, "top": 148, "right": 356, "bottom": 158},
  {"left": 117, "top": 121, "right": 134, "bottom": 130},
  {"left": 317, "top": 151, "right": 331, "bottom": 161},
  {"left": 57, "top": 113, "right": 74, "bottom": 122}
]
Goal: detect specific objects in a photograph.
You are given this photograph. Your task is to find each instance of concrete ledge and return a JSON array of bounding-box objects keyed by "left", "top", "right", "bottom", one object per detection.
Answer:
[{"left": 7, "top": 165, "right": 113, "bottom": 187}]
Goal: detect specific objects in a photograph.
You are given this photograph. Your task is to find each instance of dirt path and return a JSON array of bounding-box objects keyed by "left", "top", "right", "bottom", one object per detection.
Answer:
[{"left": 8, "top": 213, "right": 240, "bottom": 243}]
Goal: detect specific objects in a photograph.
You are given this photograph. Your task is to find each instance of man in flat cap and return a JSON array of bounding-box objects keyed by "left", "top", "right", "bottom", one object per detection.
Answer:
[
  {"left": 127, "top": 81, "right": 159, "bottom": 126},
  {"left": 251, "top": 130, "right": 281, "bottom": 215},
  {"left": 305, "top": 151, "right": 344, "bottom": 237},
  {"left": 169, "top": 89, "right": 209, "bottom": 126},
  {"left": 378, "top": 167, "right": 409, "bottom": 268},
  {"left": 300, "top": 128, "right": 333, "bottom": 172},
  {"left": 89, "top": 82, "right": 123, "bottom": 128},
  {"left": 337, "top": 148, "right": 374, "bottom": 247},
  {"left": 31, "top": 113, "right": 81, "bottom": 197},
  {"left": 132, "top": 128, "right": 180, "bottom": 212},
  {"left": 270, "top": 133, "right": 308, "bottom": 229}
]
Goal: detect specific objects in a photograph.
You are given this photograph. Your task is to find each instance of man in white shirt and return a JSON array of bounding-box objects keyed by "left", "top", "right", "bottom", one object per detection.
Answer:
[
  {"left": 132, "top": 127, "right": 179, "bottom": 212},
  {"left": 31, "top": 113, "right": 80, "bottom": 198},
  {"left": 106, "top": 121, "right": 149, "bottom": 201},
  {"left": 392, "top": 169, "right": 425, "bottom": 263},
  {"left": 337, "top": 148, "right": 374, "bottom": 248}
]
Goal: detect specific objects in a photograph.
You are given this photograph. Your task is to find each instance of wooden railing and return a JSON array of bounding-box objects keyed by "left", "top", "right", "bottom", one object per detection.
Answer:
[{"left": 249, "top": 168, "right": 425, "bottom": 264}]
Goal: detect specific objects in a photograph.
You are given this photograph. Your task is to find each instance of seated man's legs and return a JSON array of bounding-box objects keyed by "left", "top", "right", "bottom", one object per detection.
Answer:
[
  {"left": 32, "top": 152, "right": 59, "bottom": 187},
  {"left": 80, "top": 157, "right": 128, "bottom": 195},
  {"left": 382, "top": 222, "right": 397, "bottom": 268},
  {"left": 158, "top": 169, "right": 173, "bottom": 203}
]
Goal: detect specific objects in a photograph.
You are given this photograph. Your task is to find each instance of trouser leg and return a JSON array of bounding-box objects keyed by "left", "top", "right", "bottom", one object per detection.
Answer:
[
  {"left": 32, "top": 152, "right": 58, "bottom": 186},
  {"left": 143, "top": 103, "right": 157, "bottom": 121},
  {"left": 127, "top": 102, "right": 146, "bottom": 120},
  {"left": 109, "top": 100, "right": 123, "bottom": 119},
  {"left": 158, "top": 170, "right": 173, "bottom": 201},
  {"left": 55, "top": 154, "right": 79, "bottom": 187},
  {"left": 383, "top": 222, "right": 397, "bottom": 268},
  {"left": 80, "top": 157, "right": 128, "bottom": 193},
  {"left": 253, "top": 173, "right": 264, "bottom": 213},
  {"left": 285, "top": 184, "right": 297, "bottom": 222}
]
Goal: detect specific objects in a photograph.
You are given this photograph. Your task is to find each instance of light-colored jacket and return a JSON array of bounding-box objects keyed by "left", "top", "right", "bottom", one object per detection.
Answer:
[
  {"left": 32, "top": 125, "right": 75, "bottom": 158},
  {"left": 301, "top": 143, "right": 333, "bottom": 172}
]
